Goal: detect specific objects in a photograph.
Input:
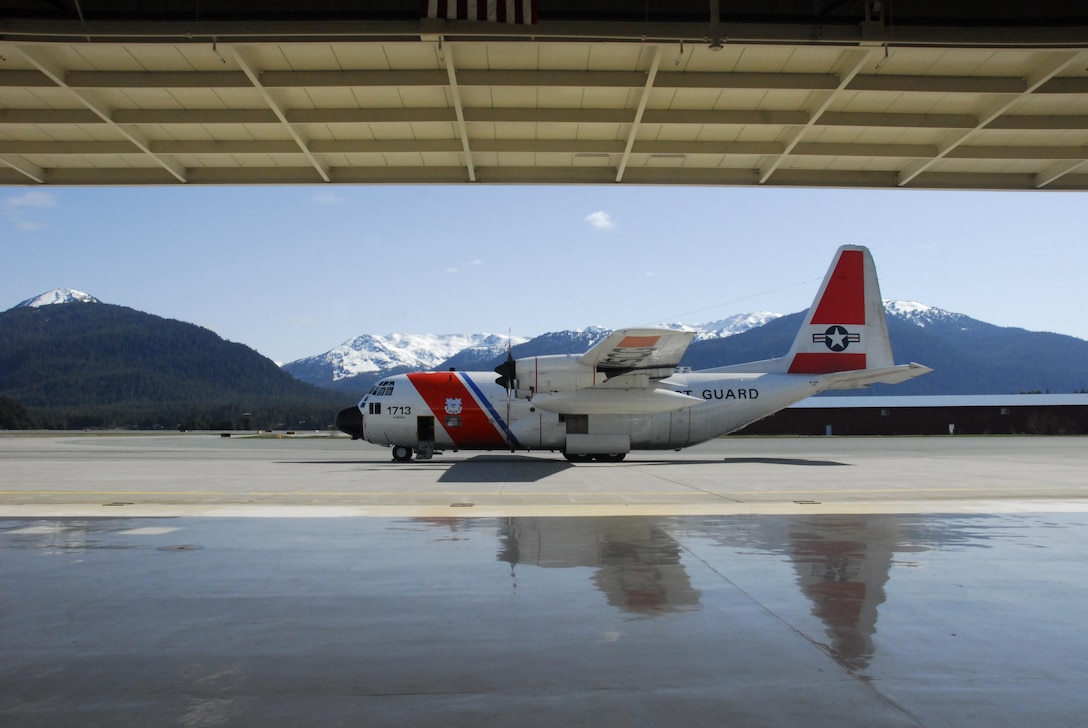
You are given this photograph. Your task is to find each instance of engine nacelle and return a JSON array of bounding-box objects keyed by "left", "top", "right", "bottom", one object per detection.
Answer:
[{"left": 513, "top": 354, "right": 597, "bottom": 399}]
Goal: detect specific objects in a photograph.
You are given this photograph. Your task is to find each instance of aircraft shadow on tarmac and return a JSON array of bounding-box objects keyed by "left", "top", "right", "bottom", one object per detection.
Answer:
[
  {"left": 437, "top": 454, "right": 573, "bottom": 483},
  {"left": 718, "top": 457, "right": 850, "bottom": 467},
  {"left": 392, "top": 455, "right": 849, "bottom": 474},
  {"left": 278, "top": 455, "right": 848, "bottom": 474},
  {"left": 282, "top": 453, "right": 574, "bottom": 483}
]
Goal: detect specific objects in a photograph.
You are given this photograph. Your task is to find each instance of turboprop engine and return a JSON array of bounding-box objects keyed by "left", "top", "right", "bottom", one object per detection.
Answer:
[{"left": 497, "top": 354, "right": 597, "bottom": 399}]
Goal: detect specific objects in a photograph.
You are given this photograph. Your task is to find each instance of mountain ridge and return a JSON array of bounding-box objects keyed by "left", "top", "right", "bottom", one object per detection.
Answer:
[
  {"left": 282, "top": 300, "right": 1087, "bottom": 396},
  {"left": 0, "top": 296, "right": 343, "bottom": 429},
  {"left": 7, "top": 289, "right": 1087, "bottom": 404}
]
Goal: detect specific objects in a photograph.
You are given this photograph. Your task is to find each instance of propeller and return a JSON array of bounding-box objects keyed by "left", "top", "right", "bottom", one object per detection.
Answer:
[
  {"left": 494, "top": 348, "right": 517, "bottom": 390},
  {"left": 494, "top": 332, "right": 518, "bottom": 441}
]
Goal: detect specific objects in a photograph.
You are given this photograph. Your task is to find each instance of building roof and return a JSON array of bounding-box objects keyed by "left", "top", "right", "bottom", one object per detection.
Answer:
[
  {"left": 2, "top": 2, "right": 1087, "bottom": 188},
  {"left": 794, "top": 394, "right": 1088, "bottom": 409}
]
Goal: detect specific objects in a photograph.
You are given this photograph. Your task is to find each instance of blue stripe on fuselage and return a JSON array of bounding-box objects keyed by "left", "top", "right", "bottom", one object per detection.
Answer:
[{"left": 460, "top": 373, "right": 522, "bottom": 448}]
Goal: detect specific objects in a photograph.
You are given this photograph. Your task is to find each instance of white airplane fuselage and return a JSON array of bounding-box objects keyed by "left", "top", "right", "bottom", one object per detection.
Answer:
[{"left": 357, "top": 369, "right": 821, "bottom": 455}]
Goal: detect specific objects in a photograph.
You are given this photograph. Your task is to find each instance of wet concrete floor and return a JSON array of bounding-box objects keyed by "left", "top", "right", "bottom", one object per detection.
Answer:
[{"left": 1, "top": 434, "right": 1087, "bottom": 726}]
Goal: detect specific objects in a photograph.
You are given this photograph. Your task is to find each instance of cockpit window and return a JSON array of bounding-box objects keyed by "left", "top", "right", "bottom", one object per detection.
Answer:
[{"left": 370, "top": 380, "right": 395, "bottom": 396}]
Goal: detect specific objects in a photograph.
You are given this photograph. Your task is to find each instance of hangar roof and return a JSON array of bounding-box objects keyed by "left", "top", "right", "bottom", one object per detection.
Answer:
[{"left": 2, "top": 2, "right": 1088, "bottom": 189}]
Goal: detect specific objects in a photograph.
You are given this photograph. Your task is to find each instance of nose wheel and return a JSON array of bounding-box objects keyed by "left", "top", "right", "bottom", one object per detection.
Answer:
[{"left": 391, "top": 445, "right": 413, "bottom": 462}]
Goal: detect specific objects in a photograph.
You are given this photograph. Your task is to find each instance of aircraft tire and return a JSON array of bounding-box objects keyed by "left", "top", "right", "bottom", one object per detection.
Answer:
[
  {"left": 392, "top": 445, "right": 413, "bottom": 462},
  {"left": 563, "top": 453, "right": 592, "bottom": 463},
  {"left": 595, "top": 453, "right": 627, "bottom": 463}
]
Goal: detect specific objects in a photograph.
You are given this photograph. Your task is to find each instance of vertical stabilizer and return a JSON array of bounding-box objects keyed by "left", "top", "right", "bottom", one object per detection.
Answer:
[{"left": 785, "top": 245, "right": 894, "bottom": 374}]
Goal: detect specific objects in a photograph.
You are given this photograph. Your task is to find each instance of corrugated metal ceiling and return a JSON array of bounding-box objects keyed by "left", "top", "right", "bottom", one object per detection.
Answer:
[{"left": 2, "top": 2, "right": 1086, "bottom": 188}]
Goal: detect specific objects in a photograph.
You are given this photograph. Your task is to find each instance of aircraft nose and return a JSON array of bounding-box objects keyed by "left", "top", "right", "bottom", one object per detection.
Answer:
[{"left": 335, "top": 406, "right": 364, "bottom": 440}]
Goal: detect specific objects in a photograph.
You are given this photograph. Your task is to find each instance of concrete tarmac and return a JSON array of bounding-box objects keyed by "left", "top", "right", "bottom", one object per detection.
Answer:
[{"left": 1, "top": 433, "right": 1086, "bottom": 727}]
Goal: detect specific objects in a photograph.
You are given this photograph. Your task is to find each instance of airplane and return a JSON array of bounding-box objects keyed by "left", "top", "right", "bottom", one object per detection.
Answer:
[{"left": 335, "top": 245, "right": 932, "bottom": 462}]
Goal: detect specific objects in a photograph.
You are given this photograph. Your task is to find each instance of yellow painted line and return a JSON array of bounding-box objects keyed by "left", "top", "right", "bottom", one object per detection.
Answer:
[
  {"left": 0, "top": 490, "right": 227, "bottom": 495},
  {"left": 0, "top": 486, "right": 1037, "bottom": 496}
]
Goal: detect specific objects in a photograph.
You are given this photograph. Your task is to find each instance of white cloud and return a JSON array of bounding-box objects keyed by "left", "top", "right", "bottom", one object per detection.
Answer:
[
  {"left": 311, "top": 191, "right": 347, "bottom": 205},
  {"left": 4, "top": 191, "right": 57, "bottom": 210},
  {"left": 584, "top": 210, "right": 616, "bottom": 230},
  {"left": 445, "top": 258, "right": 484, "bottom": 274},
  {"left": 3, "top": 191, "right": 58, "bottom": 231}
]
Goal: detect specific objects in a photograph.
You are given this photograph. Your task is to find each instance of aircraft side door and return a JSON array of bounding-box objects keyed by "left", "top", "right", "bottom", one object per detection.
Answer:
[
  {"left": 669, "top": 407, "right": 690, "bottom": 444},
  {"left": 417, "top": 415, "right": 436, "bottom": 459}
]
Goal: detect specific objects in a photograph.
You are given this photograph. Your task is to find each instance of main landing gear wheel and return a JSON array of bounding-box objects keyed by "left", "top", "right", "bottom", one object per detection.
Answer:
[
  {"left": 597, "top": 453, "right": 627, "bottom": 463},
  {"left": 563, "top": 453, "right": 627, "bottom": 463},
  {"left": 391, "top": 445, "right": 413, "bottom": 462}
]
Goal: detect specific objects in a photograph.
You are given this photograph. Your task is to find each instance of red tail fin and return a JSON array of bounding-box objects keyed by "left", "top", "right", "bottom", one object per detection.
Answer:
[{"left": 786, "top": 245, "right": 893, "bottom": 374}]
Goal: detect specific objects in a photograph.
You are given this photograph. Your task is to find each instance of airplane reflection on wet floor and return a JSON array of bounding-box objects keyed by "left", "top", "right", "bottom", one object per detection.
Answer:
[{"left": 3, "top": 512, "right": 1085, "bottom": 727}]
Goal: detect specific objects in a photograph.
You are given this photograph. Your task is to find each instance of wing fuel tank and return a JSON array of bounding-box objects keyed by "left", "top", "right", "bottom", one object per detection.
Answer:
[{"left": 531, "top": 388, "right": 702, "bottom": 415}]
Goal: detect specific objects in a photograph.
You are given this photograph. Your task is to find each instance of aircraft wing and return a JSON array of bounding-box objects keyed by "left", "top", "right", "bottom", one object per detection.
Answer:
[{"left": 580, "top": 328, "right": 696, "bottom": 380}]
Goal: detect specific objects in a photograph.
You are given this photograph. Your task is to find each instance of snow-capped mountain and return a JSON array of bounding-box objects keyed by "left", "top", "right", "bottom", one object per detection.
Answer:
[
  {"left": 657, "top": 312, "right": 783, "bottom": 339},
  {"left": 285, "top": 299, "right": 1079, "bottom": 394},
  {"left": 283, "top": 332, "right": 527, "bottom": 387},
  {"left": 282, "top": 316, "right": 786, "bottom": 391},
  {"left": 694, "top": 312, "right": 783, "bottom": 340},
  {"left": 12, "top": 288, "right": 100, "bottom": 309},
  {"left": 883, "top": 300, "right": 971, "bottom": 329}
]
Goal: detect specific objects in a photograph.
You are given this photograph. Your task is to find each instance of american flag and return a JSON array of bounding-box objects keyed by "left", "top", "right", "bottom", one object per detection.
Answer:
[{"left": 421, "top": 0, "right": 538, "bottom": 25}]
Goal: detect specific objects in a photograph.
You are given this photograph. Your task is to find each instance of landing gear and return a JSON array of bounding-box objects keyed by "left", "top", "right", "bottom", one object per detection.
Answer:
[
  {"left": 563, "top": 453, "right": 626, "bottom": 463},
  {"left": 392, "top": 445, "right": 413, "bottom": 462}
]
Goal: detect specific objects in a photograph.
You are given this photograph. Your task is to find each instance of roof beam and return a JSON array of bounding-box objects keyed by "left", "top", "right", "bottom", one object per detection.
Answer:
[
  {"left": 792, "top": 142, "right": 936, "bottom": 158},
  {"left": 6, "top": 105, "right": 1084, "bottom": 134},
  {"left": 898, "top": 49, "right": 1088, "bottom": 187},
  {"left": 114, "top": 109, "right": 279, "bottom": 124},
  {"left": 818, "top": 111, "right": 977, "bottom": 129},
  {"left": 149, "top": 140, "right": 303, "bottom": 155},
  {"left": 0, "top": 69, "right": 57, "bottom": 87},
  {"left": 0, "top": 154, "right": 45, "bottom": 184},
  {"left": 11, "top": 137, "right": 1083, "bottom": 163},
  {"left": 464, "top": 108, "right": 634, "bottom": 124},
  {"left": 655, "top": 71, "right": 838, "bottom": 90},
  {"left": 66, "top": 71, "right": 250, "bottom": 88},
  {"left": 848, "top": 74, "right": 1026, "bottom": 94},
  {"left": 0, "top": 108, "right": 105, "bottom": 124},
  {"left": 642, "top": 109, "right": 810, "bottom": 125},
  {"left": 615, "top": 45, "right": 661, "bottom": 184},
  {"left": 226, "top": 44, "right": 331, "bottom": 183},
  {"left": 1035, "top": 159, "right": 1088, "bottom": 189},
  {"left": 439, "top": 41, "right": 475, "bottom": 183},
  {"left": 988, "top": 115, "right": 1088, "bottom": 130},
  {"left": 311, "top": 139, "right": 464, "bottom": 154},
  {"left": 632, "top": 140, "right": 781, "bottom": 156},
  {"left": 759, "top": 46, "right": 880, "bottom": 185},
  {"left": 9, "top": 43, "right": 188, "bottom": 183},
  {"left": 948, "top": 145, "right": 1088, "bottom": 161},
  {"left": 27, "top": 66, "right": 1088, "bottom": 96},
  {"left": 289, "top": 108, "right": 456, "bottom": 124},
  {"left": 261, "top": 69, "right": 448, "bottom": 87},
  {"left": 0, "top": 141, "right": 138, "bottom": 155}
]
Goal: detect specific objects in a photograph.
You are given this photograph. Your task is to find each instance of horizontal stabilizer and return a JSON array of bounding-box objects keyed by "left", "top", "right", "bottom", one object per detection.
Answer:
[{"left": 820, "top": 362, "right": 934, "bottom": 390}]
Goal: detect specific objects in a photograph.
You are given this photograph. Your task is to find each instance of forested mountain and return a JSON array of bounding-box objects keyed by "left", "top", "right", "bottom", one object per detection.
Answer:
[
  {"left": 4, "top": 290, "right": 1085, "bottom": 432},
  {"left": 679, "top": 310, "right": 1088, "bottom": 395},
  {"left": 0, "top": 299, "right": 343, "bottom": 430}
]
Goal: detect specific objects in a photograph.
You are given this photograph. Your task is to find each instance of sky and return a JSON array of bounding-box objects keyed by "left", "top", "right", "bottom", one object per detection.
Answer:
[{"left": 2, "top": 183, "right": 1086, "bottom": 364}]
